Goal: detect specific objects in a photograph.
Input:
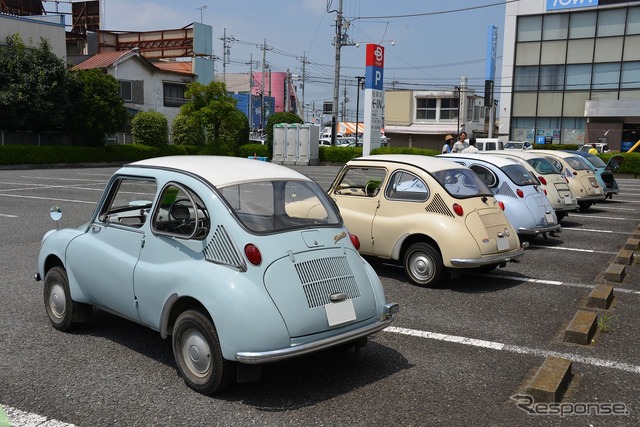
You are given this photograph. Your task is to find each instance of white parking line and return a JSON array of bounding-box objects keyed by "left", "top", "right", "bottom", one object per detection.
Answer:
[
  {"left": 1, "top": 405, "right": 75, "bottom": 427},
  {"left": 485, "top": 273, "right": 640, "bottom": 296},
  {"left": 386, "top": 326, "right": 640, "bottom": 374},
  {"left": 528, "top": 245, "right": 618, "bottom": 255},
  {"left": 603, "top": 206, "right": 637, "bottom": 211},
  {"left": 562, "top": 228, "right": 631, "bottom": 235},
  {"left": 1, "top": 193, "right": 96, "bottom": 204},
  {"left": 0, "top": 213, "right": 18, "bottom": 218},
  {"left": 569, "top": 214, "right": 637, "bottom": 221}
]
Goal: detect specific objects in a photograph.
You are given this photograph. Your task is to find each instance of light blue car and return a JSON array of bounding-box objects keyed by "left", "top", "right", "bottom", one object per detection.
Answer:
[{"left": 36, "top": 156, "right": 398, "bottom": 394}]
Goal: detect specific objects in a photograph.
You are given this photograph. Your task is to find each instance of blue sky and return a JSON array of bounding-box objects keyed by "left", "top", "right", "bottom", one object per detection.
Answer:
[{"left": 62, "top": 0, "right": 508, "bottom": 120}]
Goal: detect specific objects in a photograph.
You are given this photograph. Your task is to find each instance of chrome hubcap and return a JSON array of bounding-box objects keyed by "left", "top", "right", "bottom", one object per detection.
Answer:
[
  {"left": 49, "top": 283, "right": 66, "bottom": 320},
  {"left": 182, "top": 329, "right": 211, "bottom": 378},
  {"left": 410, "top": 253, "right": 434, "bottom": 281}
]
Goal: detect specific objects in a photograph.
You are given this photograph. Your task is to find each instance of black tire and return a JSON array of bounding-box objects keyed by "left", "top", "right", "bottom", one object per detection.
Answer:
[
  {"left": 43, "top": 266, "right": 75, "bottom": 331},
  {"left": 403, "top": 242, "right": 444, "bottom": 287},
  {"left": 172, "top": 309, "right": 235, "bottom": 394},
  {"left": 555, "top": 211, "right": 565, "bottom": 222},
  {"left": 578, "top": 202, "right": 592, "bottom": 210}
]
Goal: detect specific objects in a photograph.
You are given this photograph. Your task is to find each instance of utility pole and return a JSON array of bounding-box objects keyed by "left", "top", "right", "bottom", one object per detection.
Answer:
[
  {"left": 355, "top": 76, "right": 364, "bottom": 144},
  {"left": 300, "top": 52, "right": 308, "bottom": 122},
  {"left": 342, "top": 77, "right": 348, "bottom": 122},
  {"left": 331, "top": 0, "right": 343, "bottom": 147},
  {"left": 248, "top": 55, "right": 254, "bottom": 131},
  {"left": 220, "top": 28, "right": 235, "bottom": 83}
]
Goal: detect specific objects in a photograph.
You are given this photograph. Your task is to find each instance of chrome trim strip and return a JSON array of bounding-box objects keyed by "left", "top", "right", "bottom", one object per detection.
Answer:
[{"left": 517, "top": 223, "right": 562, "bottom": 235}]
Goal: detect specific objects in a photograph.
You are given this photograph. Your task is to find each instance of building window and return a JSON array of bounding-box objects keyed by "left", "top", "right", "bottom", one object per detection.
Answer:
[
  {"left": 569, "top": 11, "right": 596, "bottom": 39},
  {"left": 592, "top": 62, "right": 621, "bottom": 90},
  {"left": 119, "top": 81, "right": 132, "bottom": 102},
  {"left": 416, "top": 98, "right": 436, "bottom": 120},
  {"left": 621, "top": 61, "right": 640, "bottom": 89},
  {"left": 565, "top": 64, "right": 591, "bottom": 90},
  {"left": 540, "top": 65, "right": 565, "bottom": 91},
  {"left": 517, "top": 15, "right": 542, "bottom": 42},
  {"left": 163, "top": 83, "right": 187, "bottom": 107},
  {"left": 597, "top": 8, "right": 626, "bottom": 37},
  {"left": 514, "top": 66, "right": 539, "bottom": 91},
  {"left": 543, "top": 14, "right": 569, "bottom": 40},
  {"left": 627, "top": 7, "right": 640, "bottom": 35},
  {"left": 440, "top": 98, "right": 459, "bottom": 120}
]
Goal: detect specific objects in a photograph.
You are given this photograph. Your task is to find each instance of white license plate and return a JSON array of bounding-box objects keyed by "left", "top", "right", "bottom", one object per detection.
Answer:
[
  {"left": 564, "top": 195, "right": 573, "bottom": 204},
  {"left": 545, "top": 212, "right": 555, "bottom": 223},
  {"left": 497, "top": 236, "right": 510, "bottom": 251},
  {"left": 325, "top": 299, "right": 356, "bottom": 326},
  {"left": 594, "top": 187, "right": 602, "bottom": 194}
]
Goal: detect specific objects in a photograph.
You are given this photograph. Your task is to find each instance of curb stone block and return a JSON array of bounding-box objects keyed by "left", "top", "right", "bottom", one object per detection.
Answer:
[
  {"left": 614, "top": 249, "right": 634, "bottom": 265},
  {"left": 586, "top": 284, "right": 614, "bottom": 309},
  {"left": 624, "top": 238, "right": 639, "bottom": 251},
  {"left": 526, "top": 357, "right": 572, "bottom": 403},
  {"left": 604, "top": 263, "right": 626, "bottom": 283},
  {"left": 564, "top": 310, "right": 597, "bottom": 345}
]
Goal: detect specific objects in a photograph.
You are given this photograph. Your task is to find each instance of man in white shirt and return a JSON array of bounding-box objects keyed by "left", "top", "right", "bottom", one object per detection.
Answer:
[
  {"left": 462, "top": 137, "right": 479, "bottom": 153},
  {"left": 451, "top": 132, "right": 467, "bottom": 153}
]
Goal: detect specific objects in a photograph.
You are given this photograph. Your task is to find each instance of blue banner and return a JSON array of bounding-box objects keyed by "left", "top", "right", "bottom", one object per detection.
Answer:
[{"left": 546, "top": 0, "right": 598, "bottom": 11}]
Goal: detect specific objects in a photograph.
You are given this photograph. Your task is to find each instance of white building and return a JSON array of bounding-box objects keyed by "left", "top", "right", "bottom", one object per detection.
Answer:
[{"left": 499, "top": 0, "right": 640, "bottom": 150}]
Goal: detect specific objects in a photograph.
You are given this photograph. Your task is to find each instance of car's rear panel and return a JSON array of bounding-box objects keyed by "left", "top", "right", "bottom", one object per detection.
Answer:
[{"left": 462, "top": 202, "right": 521, "bottom": 256}]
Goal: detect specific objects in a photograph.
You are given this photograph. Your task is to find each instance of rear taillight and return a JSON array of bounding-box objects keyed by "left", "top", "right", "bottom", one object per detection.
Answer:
[
  {"left": 349, "top": 233, "right": 360, "bottom": 250},
  {"left": 543, "top": 189, "right": 548, "bottom": 195},
  {"left": 498, "top": 201, "right": 505, "bottom": 211},
  {"left": 516, "top": 189, "right": 524, "bottom": 198},
  {"left": 538, "top": 176, "right": 547, "bottom": 185},
  {"left": 244, "top": 244, "right": 262, "bottom": 265},
  {"left": 452, "top": 203, "right": 464, "bottom": 216}
]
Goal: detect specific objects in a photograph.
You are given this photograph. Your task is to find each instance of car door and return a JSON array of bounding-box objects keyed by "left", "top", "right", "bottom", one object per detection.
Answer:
[
  {"left": 66, "top": 176, "right": 157, "bottom": 321},
  {"left": 330, "top": 166, "right": 387, "bottom": 255}
]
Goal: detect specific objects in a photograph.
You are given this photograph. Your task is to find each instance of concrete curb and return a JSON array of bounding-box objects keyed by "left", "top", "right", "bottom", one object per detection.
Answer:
[
  {"left": 526, "top": 357, "right": 572, "bottom": 403},
  {"left": 586, "top": 283, "right": 614, "bottom": 309},
  {"left": 564, "top": 310, "right": 598, "bottom": 345}
]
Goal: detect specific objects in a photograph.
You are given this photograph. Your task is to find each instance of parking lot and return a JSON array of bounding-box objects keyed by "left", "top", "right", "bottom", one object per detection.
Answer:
[{"left": 1, "top": 164, "right": 639, "bottom": 426}]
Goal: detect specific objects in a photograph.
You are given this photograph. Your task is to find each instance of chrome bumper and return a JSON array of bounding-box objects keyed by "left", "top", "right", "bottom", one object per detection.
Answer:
[
  {"left": 518, "top": 223, "right": 562, "bottom": 235},
  {"left": 235, "top": 303, "right": 399, "bottom": 364},
  {"left": 450, "top": 245, "right": 527, "bottom": 267}
]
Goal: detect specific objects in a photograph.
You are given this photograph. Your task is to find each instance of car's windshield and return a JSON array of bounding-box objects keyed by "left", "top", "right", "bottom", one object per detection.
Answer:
[
  {"left": 501, "top": 164, "right": 538, "bottom": 186},
  {"left": 505, "top": 143, "right": 521, "bottom": 149},
  {"left": 526, "top": 157, "right": 558, "bottom": 175},
  {"left": 432, "top": 168, "right": 493, "bottom": 198},
  {"left": 219, "top": 180, "right": 341, "bottom": 233}
]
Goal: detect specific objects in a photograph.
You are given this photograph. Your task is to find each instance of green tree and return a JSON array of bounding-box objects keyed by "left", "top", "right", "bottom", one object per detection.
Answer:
[
  {"left": 131, "top": 111, "right": 168, "bottom": 146},
  {"left": 180, "top": 81, "right": 243, "bottom": 152},
  {"left": 171, "top": 112, "right": 206, "bottom": 146},
  {"left": 0, "top": 34, "right": 72, "bottom": 132},
  {"left": 65, "top": 69, "right": 129, "bottom": 146}
]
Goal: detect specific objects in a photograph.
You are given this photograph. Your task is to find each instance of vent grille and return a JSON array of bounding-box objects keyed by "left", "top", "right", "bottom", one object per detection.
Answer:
[
  {"left": 203, "top": 225, "right": 244, "bottom": 269},
  {"left": 424, "top": 193, "right": 454, "bottom": 217},
  {"left": 480, "top": 211, "right": 506, "bottom": 235},
  {"left": 496, "top": 182, "right": 517, "bottom": 198},
  {"left": 295, "top": 256, "right": 361, "bottom": 308}
]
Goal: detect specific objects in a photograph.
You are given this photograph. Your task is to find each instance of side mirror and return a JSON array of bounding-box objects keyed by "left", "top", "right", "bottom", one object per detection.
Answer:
[{"left": 50, "top": 206, "right": 62, "bottom": 229}]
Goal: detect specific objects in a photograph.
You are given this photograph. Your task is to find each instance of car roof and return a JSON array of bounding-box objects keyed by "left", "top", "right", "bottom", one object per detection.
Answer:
[
  {"left": 533, "top": 150, "right": 582, "bottom": 159},
  {"left": 349, "top": 154, "right": 468, "bottom": 173},
  {"left": 483, "top": 150, "right": 545, "bottom": 161},
  {"left": 437, "top": 153, "right": 520, "bottom": 168},
  {"left": 126, "top": 156, "right": 309, "bottom": 187}
]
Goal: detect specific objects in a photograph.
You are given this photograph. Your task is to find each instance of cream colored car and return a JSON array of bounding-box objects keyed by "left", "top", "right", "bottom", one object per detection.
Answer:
[
  {"left": 534, "top": 150, "right": 606, "bottom": 210},
  {"left": 328, "top": 155, "right": 527, "bottom": 287}
]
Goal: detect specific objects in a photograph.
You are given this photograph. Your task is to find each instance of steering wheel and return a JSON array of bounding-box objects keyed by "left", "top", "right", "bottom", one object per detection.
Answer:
[
  {"left": 365, "top": 181, "right": 379, "bottom": 196},
  {"left": 168, "top": 198, "right": 195, "bottom": 234}
]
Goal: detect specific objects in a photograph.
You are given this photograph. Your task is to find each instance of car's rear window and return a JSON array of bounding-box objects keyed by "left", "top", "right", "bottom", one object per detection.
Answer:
[
  {"left": 584, "top": 154, "right": 606, "bottom": 168},
  {"left": 432, "top": 168, "right": 493, "bottom": 198},
  {"left": 219, "top": 180, "right": 341, "bottom": 233},
  {"left": 501, "top": 164, "right": 537, "bottom": 186},
  {"left": 565, "top": 156, "right": 593, "bottom": 171},
  {"left": 526, "top": 157, "right": 558, "bottom": 175}
]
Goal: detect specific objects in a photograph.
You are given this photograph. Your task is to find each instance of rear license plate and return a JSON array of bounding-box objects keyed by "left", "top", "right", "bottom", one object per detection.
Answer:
[
  {"left": 594, "top": 187, "right": 602, "bottom": 194},
  {"left": 564, "top": 195, "right": 573, "bottom": 204},
  {"left": 325, "top": 299, "right": 356, "bottom": 326},
  {"left": 545, "top": 212, "right": 555, "bottom": 223},
  {"left": 497, "top": 236, "right": 510, "bottom": 251}
]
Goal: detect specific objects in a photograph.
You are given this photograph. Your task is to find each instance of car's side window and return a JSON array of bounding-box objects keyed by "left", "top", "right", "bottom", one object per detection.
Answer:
[
  {"left": 98, "top": 177, "right": 157, "bottom": 228},
  {"left": 334, "top": 167, "right": 387, "bottom": 197},
  {"left": 469, "top": 165, "right": 498, "bottom": 188},
  {"left": 151, "top": 183, "right": 209, "bottom": 240},
  {"left": 385, "top": 170, "right": 429, "bottom": 202}
]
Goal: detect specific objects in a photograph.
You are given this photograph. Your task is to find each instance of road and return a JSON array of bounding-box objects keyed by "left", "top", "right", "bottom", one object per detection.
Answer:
[{"left": 1, "top": 164, "right": 639, "bottom": 426}]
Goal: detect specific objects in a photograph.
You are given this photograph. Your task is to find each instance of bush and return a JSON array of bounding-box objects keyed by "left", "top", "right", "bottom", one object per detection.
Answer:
[
  {"left": 131, "top": 111, "right": 169, "bottom": 146},
  {"left": 171, "top": 113, "right": 205, "bottom": 146},
  {"left": 238, "top": 143, "right": 270, "bottom": 159},
  {"left": 532, "top": 143, "right": 580, "bottom": 150}
]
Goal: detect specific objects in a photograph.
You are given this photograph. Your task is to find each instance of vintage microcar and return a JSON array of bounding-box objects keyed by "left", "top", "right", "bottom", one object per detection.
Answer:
[
  {"left": 534, "top": 150, "right": 607, "bottom": 210},
  {"left": 327, "top": 154, "right": 526, "bottom": 287},
  {"left": 564, "top": 150, "right": 623, "bottom": 200},
  {"left": 482, "top": 150, "right": 579, "bottom": 221},
  {"left": 35, "top": 156, "right": 398, "bottom": 395},
  {"left": 438, "top": 153, "right": 561, "bottom": 240}
]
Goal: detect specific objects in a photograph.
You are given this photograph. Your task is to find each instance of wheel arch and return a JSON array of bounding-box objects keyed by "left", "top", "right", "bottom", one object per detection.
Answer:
[
  {"left": 160, "top": 294, "right": 209, "bottom": 339},
  {"left": 397, "top": 233, "right": 442, "bottom": 261}
]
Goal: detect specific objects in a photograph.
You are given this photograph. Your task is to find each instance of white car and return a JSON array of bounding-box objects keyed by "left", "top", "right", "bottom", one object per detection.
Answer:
[
  {"left": 504, "top": 141, "right": 533, "bottom": 150},
  {"left": 438, "top": 153, "right": 561, "bottom": 240}
]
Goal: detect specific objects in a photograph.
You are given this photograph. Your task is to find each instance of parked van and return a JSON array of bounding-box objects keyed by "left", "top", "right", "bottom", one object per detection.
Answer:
[{"left": 465, "top": 138, "right": 504, "bottom": 151}]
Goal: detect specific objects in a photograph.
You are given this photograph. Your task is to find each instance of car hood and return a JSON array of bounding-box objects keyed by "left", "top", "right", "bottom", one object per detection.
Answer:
[{"left": 605, "top": 155, "right": 624, "bottom": 172}]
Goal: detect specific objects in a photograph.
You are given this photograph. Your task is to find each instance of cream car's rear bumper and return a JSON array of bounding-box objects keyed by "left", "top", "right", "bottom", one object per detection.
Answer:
[{"left": 450, "top": 244, "right": 527, "bottom": 267}]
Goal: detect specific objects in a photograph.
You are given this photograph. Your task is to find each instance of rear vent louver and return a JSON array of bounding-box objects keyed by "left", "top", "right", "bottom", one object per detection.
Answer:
[
  {"left": 295, "top": 256, "right": 361, "bottom": 308},
  {"left": 203, "top": 225, "right": 245, "bottom": 270},
  {"left": 496, "top": 182, "right": 517, "bottom": 198},
  {"left": 424, "top": 193, "right": 454, "bottom": 217}
]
